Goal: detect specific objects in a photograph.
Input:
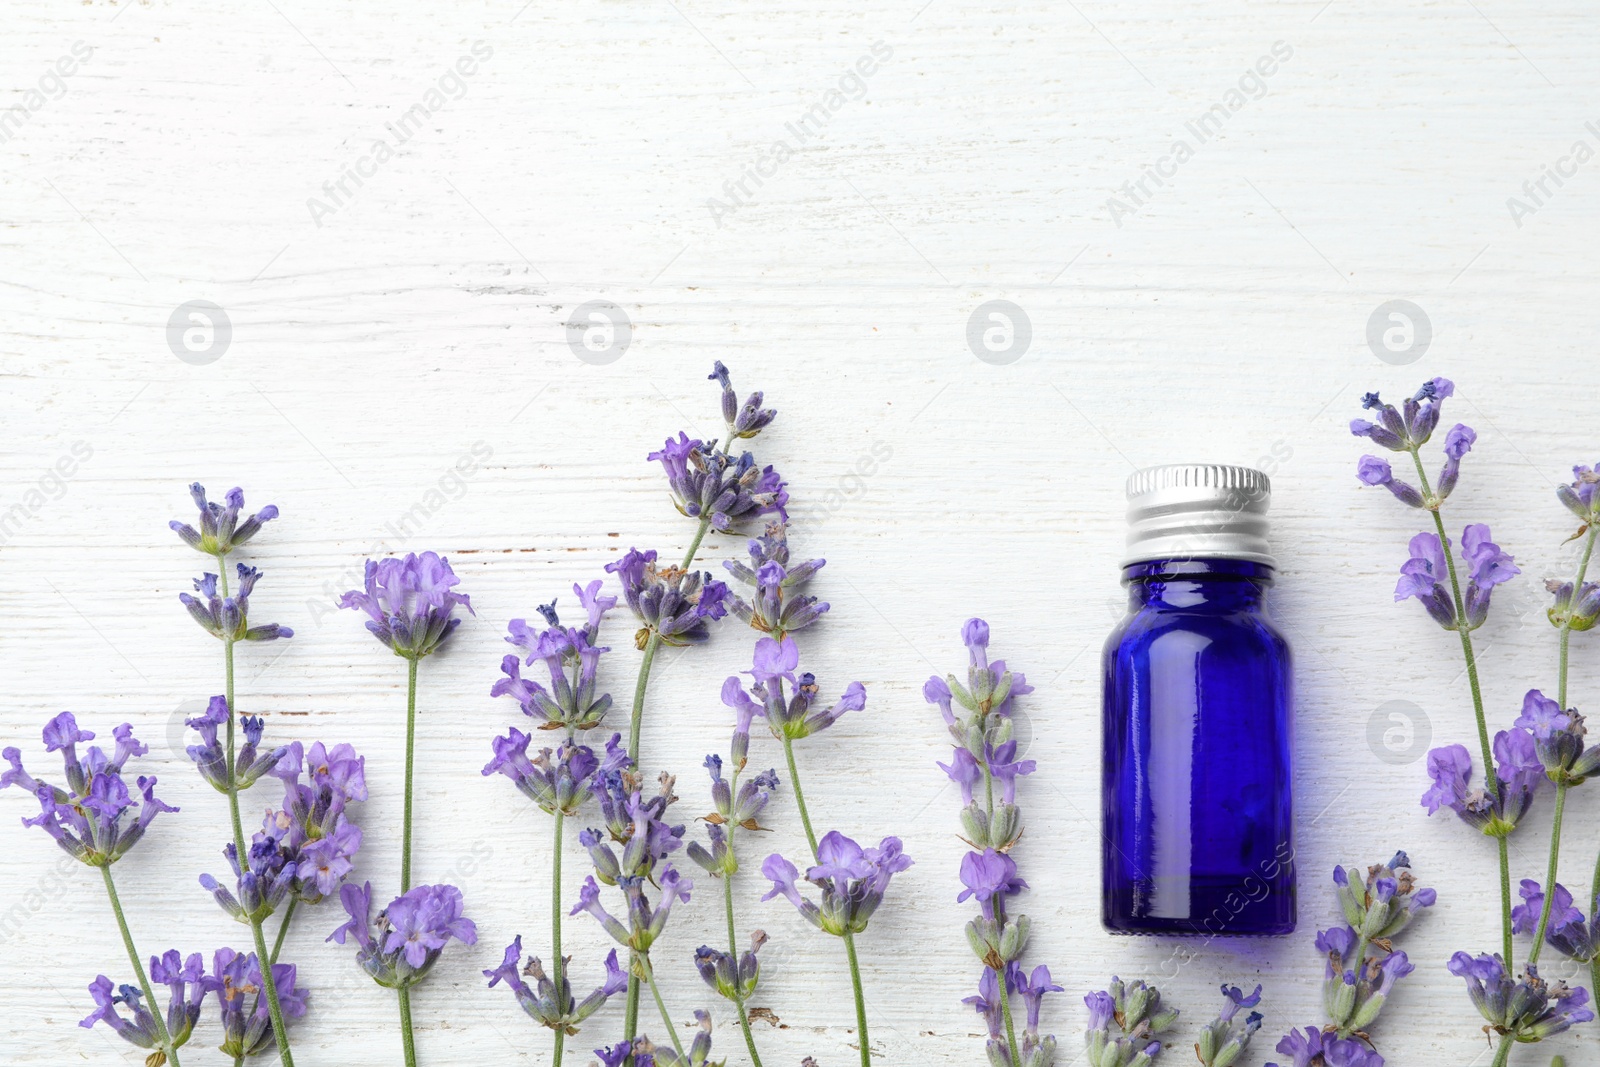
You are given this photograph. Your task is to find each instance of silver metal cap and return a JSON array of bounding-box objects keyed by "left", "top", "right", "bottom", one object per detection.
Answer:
[{"left": 1123, "top": 464, "right": 1275, "bottom": 567}]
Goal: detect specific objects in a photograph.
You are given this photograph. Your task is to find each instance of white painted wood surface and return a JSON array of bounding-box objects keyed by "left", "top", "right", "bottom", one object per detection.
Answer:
[{"left": 4, "top": 1, "right": 1599, "bottom": 1063}]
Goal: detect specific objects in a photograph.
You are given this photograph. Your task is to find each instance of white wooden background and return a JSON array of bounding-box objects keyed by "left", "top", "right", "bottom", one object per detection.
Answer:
[{"left": 3, "top": 1, "right": 1599, "bottom": 1064}]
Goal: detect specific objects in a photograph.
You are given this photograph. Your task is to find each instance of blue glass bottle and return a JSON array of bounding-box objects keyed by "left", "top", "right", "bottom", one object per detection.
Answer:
[{"left": 1101, "top": 465, "right": 1294, "bottom": 936}]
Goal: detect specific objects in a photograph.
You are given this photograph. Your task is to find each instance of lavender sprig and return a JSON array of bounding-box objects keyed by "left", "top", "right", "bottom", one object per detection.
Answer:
[
  {"left": 4, "top": 716, "right": 188, "bottom": 1064},
  {"left": 928, "top": 619, "right": 1047, "bottom": 1067},
  {"left": 1083, "top": 979, "right": 1178, "bottom": 1067},
  {"left": 338, "top": 549, "right": 475, "bottom": 1067},
  {"left": 172, "top": 482, "right": 301, "bottom": 1066}
]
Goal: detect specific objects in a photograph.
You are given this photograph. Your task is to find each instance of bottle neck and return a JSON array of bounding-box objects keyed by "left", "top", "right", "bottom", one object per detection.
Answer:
[{"left": 1122, "top": 558, "right": 1273, "bottom": 611}]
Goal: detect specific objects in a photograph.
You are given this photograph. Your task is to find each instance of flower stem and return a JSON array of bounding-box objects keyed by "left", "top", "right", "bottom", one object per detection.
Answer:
[
  {"left": 101, "top": 865, "right": 183, "bottom": 1067},
  {"left": 397, "top": 987, "right": 419, "bottom": 1067},
  {"left": 403, "top": 655, "right": 418, "bottom": 893},
  {"left": 841, "top": 931, "right": 872, "bottom": 1067},
  {"left": 270, "top": 897, "right": 298, "bottom": 966},
  {"left": 217, "top": 562, "right": 296, "bottom": 1067},
  {"left": 720, "top": 787, "right": 765, "bottom": 1067},
  {"left": 1408, "top": 454, "right": 1511, "bottom": 960},
  {"left": 553, "top": 809, "right": 566, "bottom": 1067},
  {"left": 643, "top": 957, "right": 688, "bottom": 1059},
  {"left": 779, "top": 732, "right": 820, "bottom": 857},
  {"left": 1559, "top": 525, "right": 1598, "bottom": 709},
  {"left": 1530, "top": 782, "right": 1570, "bottom": 965},
  {"left": 783, "top": 729, "right": 871, "bottom": 1066},
  {"left": 628, "top": 634, "right": 662, "bottom": 762},
  {"left": 1490, "top": 1035, "right": 1513, "bottom": 1067}
]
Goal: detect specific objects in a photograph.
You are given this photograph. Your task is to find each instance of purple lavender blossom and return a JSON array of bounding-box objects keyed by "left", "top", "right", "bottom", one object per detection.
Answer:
[
  {"left": 1355, "top": 455, "right": 1425, "bottom": 508},
  {"left": 687, "top": 756, "right": 778, "bottom": 877},
  {"left": 185, "top": 696, "right": 292, "bottom": 793},
  {"left": 1460, "top": 524, "right": 1520, "bottom": 628},
  {"left": 1513, "top": 688, "right": 1600, "bottom": 781},
  {"left": 1267, "top": 1026, "right": 1384, "bottom": 1067},
  {"left": 1437, "top": 423, "right": 1477, "bottom": 500},
  {"left": 1349, "top": 378, "right": 1454, "bottom": 453},
  {"left": 179, "top": 564, "right": 294, "bottom": 642},
  {"left": 170, "top": 483, "right": 279, "bottom": 557},
  {"left": 722, "top": 522, "right": 828, "bottom": 637},
  {"left": 1512, "top": 880, "right": 1600, "bottom": 962},
  {"left": 571, "top": 868, "right": 693, "bottom": 953},
  {"left": 956, "top": 848, "right": 1028, "bottom": 921},
  {"left": 1393, "top": 532, "right": 1457, "bottom": 628},
  {"left": 2, "top": 713, "right": 175, "bottom": 865},
  {"left": 338, "top": 551, "right": 473, "bottom": 659},
  {"left": 80, "top": 951, "right": 209, "bottom": 1052},
  {"left": 649, "top": 426, "right": 788, "bottom": 533},
  {"left": 1084, "top": 977, "right": 1178, "bottom": 1067},
  {"left": 1195, "top": 984, "right": 1263, "bottom": 1067},
  {"left": 199, "top": 835, "right": 294, "bottom": 923},
  {"left": 727, "top": 636, "right": 866, "bottom": 741},
  {"left": 264, "top": 740, "right": 366, "bottom": 904},
  {"left": 1547, "top": 577, "right": 1600, "bottom": 632},
  {"left": 327, "top": 881, "right": 477, "bottom": 987},
  {"left": 1332, "top": 852, "right": 1436, "bottom": 942},
  {"left": 607, "top": 547, "right": 731, "bottom": 647},
  {"left": 490, "top": 583, "right": 618, "bottom": 730},
  {"left": 761, "top": 831, "right": 912, "bottom": 936},
  {"left": 482, "top": 731, "right": 623, "bottom": 817},
  {"left": 598, "top": 1010, "right": 718, "bottom": 1067},
  {"left": 1421, "top": 730, "right": 1543, "bottom": 835},
  {"left": 484, "top": 933, "right": 627, "bottom": 1033},
  {"left": 1447, "top": 951, "right": 1594, "bottom": 1041},
  {"left": 1558, "top": 463, "right": 1600, "bottom": 522},
  {"left": 209, "top": 947, "right": 308, "bottom": 1059},
  {"left": 694, "top": 931, "right": 767, "bottom": 1003},
  {"left": 709, "top": 361, "right": 777, "bottom": 440}
]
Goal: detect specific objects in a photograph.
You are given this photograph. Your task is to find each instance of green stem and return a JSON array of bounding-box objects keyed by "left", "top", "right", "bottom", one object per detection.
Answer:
[
  {"left": 721, "top": 778, "right": 765, "bottom": 1067},
  {"left": 1491, "top": 1035, "right": 1512, "bottom": 1067},
  {"left": 553, "top": 809, "right": 565, "bottom": 1067},
  {"left": 1530, "top": 783, "right": 1570, "bottom": 965},
  {"left": 101, "top": 865, "right": 182, "bottom": 1067},
  {"left": 784, "top": 727, "right": 871, "bottom": 1066},
  {"left": 216, "top": 562, "right": 296, "bottom": 1067},
  {"left": 643, "top": 958, "right": 688, "bottom": 1059},
  {"left": 403, "top": 655, "right": 418, "bottom": 893},
  {"left": 780, "top": 733, "right": 820, "bottom": 858},
  {"left": 620, "top": 517, "right": 713, "bottom": 1062},
  {"left": 397, "top": 987, "right": 418, "bottom": 1067},
  {"left": 842, "top": 932, "right": 872, "bottom": 1067},
  {"left": 1409, "top": 453, "right": 1510, "bottom": 961},
  {"left": 1559, "top": 526, "right": 1598, "bottom": 709},
  {"left": 270, "top": 897, "right": 298, "bottom": 966}
]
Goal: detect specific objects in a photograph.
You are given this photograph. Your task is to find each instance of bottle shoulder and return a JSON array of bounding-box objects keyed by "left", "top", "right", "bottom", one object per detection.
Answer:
[{"left": 1105, "top": 603, "right": 1291, "bottom": 658}]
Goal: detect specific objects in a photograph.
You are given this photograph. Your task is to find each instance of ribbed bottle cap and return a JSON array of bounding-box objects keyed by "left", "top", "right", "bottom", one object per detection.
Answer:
[{"left": 1123, "top": 464, "right": 1274, "bottom": 567}]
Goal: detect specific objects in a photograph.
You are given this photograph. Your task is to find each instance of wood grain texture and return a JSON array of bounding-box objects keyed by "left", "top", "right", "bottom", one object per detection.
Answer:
[{"left": 3, "top": 1, "right": 1598, "bottom": 1063}]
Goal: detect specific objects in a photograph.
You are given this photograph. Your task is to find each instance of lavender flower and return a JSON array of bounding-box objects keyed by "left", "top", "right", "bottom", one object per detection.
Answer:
[
  {"left": 1437, "top": 423, "right": 1477, "bottom": 500},
  {"left": 649, "top": 431, "right": 788, "bottom": 534},
  {"left": 484, "top": 934, "right": 627, "bottom": 1033},
  {"left": 1195, "top": 984, "right": 1263, "bottom": 1067},
  {"left": 571, "top": 867, "right": 693, "bottom": 953},
  {"left": 1422, "top": 729, "right": 1544, "bottom": 835},
  {"left": 1513, "top": 687, "right": 1600, "bottom": 782},
  {"left": 1557, "top": 463, "right": 1600, "bottom": 523},
  {"left": 1547, "top": 577, "right": 1600, "bottom": 632},
  {"left": 490, "top": 584, "right": 618, "bottom": 730},
  {"left": 1355, "top": 456, "right": 1424, "bottom": 508},
  {"left": 607, "top": 547, "right": 731, "bottom": 649},
  {"left": 1267, "top": 1027, "right": 1384, "bottom": 1067},
  {"left": 327, "top": 881, "right": 478, "bottom": 988},
  {"left": 1084, "top": 977, "right": 1179, "bottom": 1067},
  {"left": 170, "top": 483, "right": 279, "bottom": 557},
  {"left": 200, "top": 836, "right": 294, "bottom": 923},
  {"left": 1332, "top": 852, "right": 1436, "bottom": 942},
  {"left": 81, "top": 951, "right": 210, "bottom": 1052},
  {"left": 1394, "top": 526, "right": 1519, "bottom": 631},
  {"left": 185, "top": 696, "right": 291, "bottom": 793},
  {"left": 709, "top": 361, "right": 777, "bottom": 440},
  {"left": 264, "top": 740, "right": 367, "bottom": 904},
  {"left": 1349, "top": 378, "right": 1454, "bottom": 453},
  {"left": 761, "top": 831, "right": 912, "bottom": 936},
  {"left": 179, "top": 564, "right": 294, "bottom": 642},
  {"left": 2, "top": 713, "right": 175, "bottom": 865},
  {"left": 686, "top": 755, "right": 778, "bottom": 877},
  {"left": 1512, "top": 880, "right": 1599, "bottom": 962},
  {"left": 1448, "top": 952, "right": 1594, "bottom": 1041},
  {"left": 726, "top": 636, "right": 867, "bottom": 741},
  {"left": 209, "top": 947, "right": 308, "bottom": 1059},
  {"left": 482, "top": 731, "right": 624, "bottom": 817},
  {"left": 694, "top": 931, "right": 766, "bottom": 1002},
  {"left": 338, "top": 551, "right": 473, "bottom": 659},
  {"left": 722, "top": 521, "right": 828, "bottom": 636},
  {"left": 598, "top": 1010, "right": 721, "bottom": 1067}
]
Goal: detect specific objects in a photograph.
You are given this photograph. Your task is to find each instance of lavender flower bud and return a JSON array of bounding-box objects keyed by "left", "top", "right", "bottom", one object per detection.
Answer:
[
  {"left": 1548, "top": 579, "right": 1600, "bottom": 632},
  {"left": 1356, "top": 455, "right": 1425, "bottom": 508},
  {"left": 169, "top": 483, "right": 279, "bottom": 557},
  {"left": 1557, "top": 463, "right": 1600, "bottom": 522}
]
